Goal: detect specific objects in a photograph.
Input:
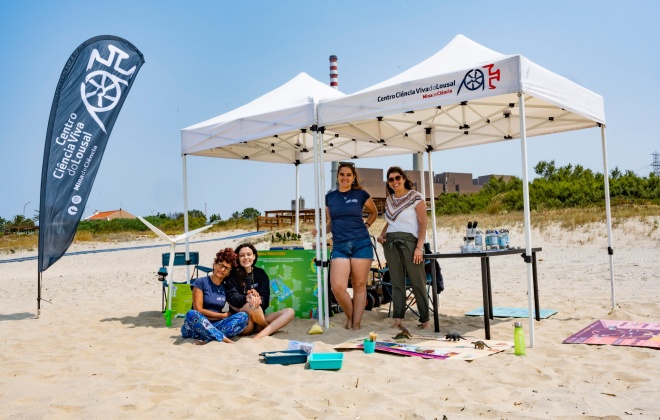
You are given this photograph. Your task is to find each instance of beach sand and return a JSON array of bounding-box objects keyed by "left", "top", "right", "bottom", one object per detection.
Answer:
[{"left": 1, "top": 221, "right": 659, "bottom": 419}]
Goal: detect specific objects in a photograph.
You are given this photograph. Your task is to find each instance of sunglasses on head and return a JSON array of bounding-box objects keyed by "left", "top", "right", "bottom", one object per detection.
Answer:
[
  {"left": 388, "top": 175, "right": 403, "bottom": 183},
  {"left": 338, "top": 161, "right": 355, "bottom": 168}
]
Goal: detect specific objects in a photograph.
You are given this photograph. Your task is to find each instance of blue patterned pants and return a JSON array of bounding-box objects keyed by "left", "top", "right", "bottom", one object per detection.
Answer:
[{"left": 181, "top": 310, "right": 249, "bottom": 342}]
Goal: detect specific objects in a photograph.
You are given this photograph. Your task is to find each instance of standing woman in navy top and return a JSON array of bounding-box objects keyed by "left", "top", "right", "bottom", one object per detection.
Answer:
[
  {"left": 317, "top": 162, "right": 378, "bottom": 330},
  {"left": 180, "top": 248, "right": 249, "bottom": 343}
]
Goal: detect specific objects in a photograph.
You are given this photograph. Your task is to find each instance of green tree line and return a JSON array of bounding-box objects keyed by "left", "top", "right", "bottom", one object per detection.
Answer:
[
  {"left": 3, "top": 161, "right": 659, "bottom": 232},
  {"left": 434, "top": 160, "right": 660, "bottom": 215},
  {"left": 1, "top": 207, "right": 261, "bottom": 235}
]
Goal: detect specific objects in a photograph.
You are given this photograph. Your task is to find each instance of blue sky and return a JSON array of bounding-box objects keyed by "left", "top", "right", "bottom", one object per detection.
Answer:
[{"left": 1, "top": 0, "right": 658, "bottom": 221}]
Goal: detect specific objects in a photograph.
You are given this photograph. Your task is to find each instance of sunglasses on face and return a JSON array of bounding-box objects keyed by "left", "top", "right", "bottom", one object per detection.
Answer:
[{"left": 388, "top": 175, "right": 403, "bottom": 183}]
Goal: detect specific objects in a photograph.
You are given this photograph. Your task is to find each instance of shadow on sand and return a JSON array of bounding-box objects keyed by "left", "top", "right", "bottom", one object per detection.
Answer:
[
  {"left": 100, "top": 310, "right": 177, "bottom": 329},
  {"left": 0, "top": 312, "right": 37, "bottom": 321}
]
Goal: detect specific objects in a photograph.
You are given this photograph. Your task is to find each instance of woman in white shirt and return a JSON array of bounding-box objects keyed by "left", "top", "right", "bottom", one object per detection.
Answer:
[{"left": 376, "top": 166, "right": 429, "bottom": 329}]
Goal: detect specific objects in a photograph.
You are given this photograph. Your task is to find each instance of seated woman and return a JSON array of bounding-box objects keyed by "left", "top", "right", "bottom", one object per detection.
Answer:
[
  {"left": 180, "top": 248, "right": 249, "bottom": 343},
  {"left": 225, "top": 243, "right": 294, "bottom": 338}
]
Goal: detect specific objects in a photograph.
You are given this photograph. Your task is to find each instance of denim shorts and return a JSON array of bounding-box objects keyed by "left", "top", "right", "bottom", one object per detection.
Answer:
[{"left": 331, "top": 237, "right": 374, "bottom": 260}]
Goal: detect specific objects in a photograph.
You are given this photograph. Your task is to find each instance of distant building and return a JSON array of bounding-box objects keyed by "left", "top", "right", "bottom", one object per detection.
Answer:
[
  {"left": 435, "top": 172, "right": 482, "bottom": 193},
  {"left": 357, "top": 167, "right": 444, "bottom": 200},
  {"left": 85, "top": 209, "right": 137, "bottom": 221},
  {"left": 434, "top": 172, "right": 514, "bottom": 194},
  {"left": 475, "top": 174, "right": 513, "bottom": 186}
]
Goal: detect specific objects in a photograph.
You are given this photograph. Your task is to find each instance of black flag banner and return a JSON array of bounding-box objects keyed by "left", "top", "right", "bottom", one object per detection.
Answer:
[{"left": 38, "top": 36, "right": 144, "bottom": 272}]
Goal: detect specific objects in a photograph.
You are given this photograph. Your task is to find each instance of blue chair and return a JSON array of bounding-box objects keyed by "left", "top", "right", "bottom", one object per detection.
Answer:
[{"left": 158, "top": 251, "right": 212, "bottom": 312}]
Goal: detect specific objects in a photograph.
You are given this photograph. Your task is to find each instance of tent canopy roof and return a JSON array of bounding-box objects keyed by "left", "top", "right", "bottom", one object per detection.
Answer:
[
  {"left": 180, "top": 72, "right": 413, "bottom": 164},
  {"left": 317, "top": 34, "right": 606, "bottom": 154},
  {"left": 181, "top": 35, "right": 606, "bottom": 163}
]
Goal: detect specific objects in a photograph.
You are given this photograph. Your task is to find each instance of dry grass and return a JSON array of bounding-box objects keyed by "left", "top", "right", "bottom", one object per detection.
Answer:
[
  {"left": 2, "top": 205, "right": 660, "bottom": 255},
  {"left": 435, "top": 205, "right": 660, "bottom": 234},
  {"left": 0, "top": 234, "right": 38, "bottom": 254}
]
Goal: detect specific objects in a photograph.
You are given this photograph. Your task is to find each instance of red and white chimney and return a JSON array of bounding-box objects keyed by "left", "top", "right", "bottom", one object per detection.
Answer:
[{"left": 329, "top": 55, "right": 338, "bottom": 89}]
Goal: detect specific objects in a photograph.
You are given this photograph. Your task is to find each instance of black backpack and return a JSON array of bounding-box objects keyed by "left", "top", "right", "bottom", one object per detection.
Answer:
[{"left": 424, "top": 243, "right": 444, "bottom": 293}]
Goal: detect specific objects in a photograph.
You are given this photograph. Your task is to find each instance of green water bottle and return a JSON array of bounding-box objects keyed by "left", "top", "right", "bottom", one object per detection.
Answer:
[{"left": 514, "top": 322, "right": 526, "bottom": 356}]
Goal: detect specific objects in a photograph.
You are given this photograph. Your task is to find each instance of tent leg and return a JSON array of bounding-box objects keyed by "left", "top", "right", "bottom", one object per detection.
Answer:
[
  {"left": 312, "top": 126, "right": 324, "bottom": 329},
  {"left": 600, "top": 125, "right": 615, "bottom": 309},
  {"left": 425, "top": 133, "right": 440, "bottom": 333},
  {"left": 425, "top": 129, "right": 438, "bottom": 253},
  {"left": 416, "top": 153, "right": 426, "bottom": 203},
  {"left": 182, "top": 154, "right": 191, "bottom": 281},
  {"left": 295, "top": 162, "right": 300, "bottom": 236},
  {"left": 518, "top": 93, "right": 535, "bottom": 348},
  {"left": 318, "top": 128, "right": 330, "bottom": 329}
]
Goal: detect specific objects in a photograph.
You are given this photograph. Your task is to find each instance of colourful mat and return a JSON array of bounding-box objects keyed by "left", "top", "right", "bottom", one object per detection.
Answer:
[
  {"left": 563, "top": 320, "right": 660, "bottom": 349},
  {"left": 465, "top": 306, "right": 557, "bottom": 319},
  {"left": 335, "top": 335, "right": 512, "bottom": 361}
]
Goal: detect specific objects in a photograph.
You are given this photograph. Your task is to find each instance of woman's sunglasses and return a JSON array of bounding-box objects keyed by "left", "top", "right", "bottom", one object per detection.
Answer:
[{"left": 388, "top": 175, "right": 403, "bottom": 183}]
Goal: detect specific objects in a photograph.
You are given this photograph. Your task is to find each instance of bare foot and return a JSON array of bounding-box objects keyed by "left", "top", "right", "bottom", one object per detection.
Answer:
[
  {"left": 194, "top": 340, "right": 210, "bottom": 345},
  {"left": 392, "top": 318, "right": 403, "bottom": 329},
  {"left": 345, "top": 318, "right": 353, "bottom": 329},
  {"left": 352, "top": 323, "right": 361, "bottom": 331},
  {"left": 419, "top": 321, "right": 430, "bottom": 329}
]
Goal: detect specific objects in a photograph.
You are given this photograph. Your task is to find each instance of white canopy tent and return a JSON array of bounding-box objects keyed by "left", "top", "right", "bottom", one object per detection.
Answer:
[
  {"left": 180, "top": 72, "right": 413, "bottom": 328},
  {"left": 317, "top": 34, "right": 612, "bottom": 346},
  {"left": 181, "top": 72, "right": 413, "bottom": 163},
  {"left": 179, "top": 37, "right": 612, "bottom": 343}
]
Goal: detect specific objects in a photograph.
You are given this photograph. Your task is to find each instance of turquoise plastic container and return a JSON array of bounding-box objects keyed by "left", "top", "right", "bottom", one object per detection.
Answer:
[
  {"left": 308, "top": 352, "right": 344, "bottom": 370},
  {"left": 363, "top": 339, "right": 376, "bottom": 354}
]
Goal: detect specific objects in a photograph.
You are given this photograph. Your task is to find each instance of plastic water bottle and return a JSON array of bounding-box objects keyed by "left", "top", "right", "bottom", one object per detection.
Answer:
[
  {"left": 499, "top": 229, "right": 509, "bottom": 249},
  {"left": 514, "top": 322, "right": 526, "bottom": 356},
  {"left": 491, "top": 229, "right": 500, "bottom": 250},
  {"left": 474, "top": 230, "right": 483, "bottom": 248},
  {"left": 485, "top": 230, "right": 493, "bottom": 249}
]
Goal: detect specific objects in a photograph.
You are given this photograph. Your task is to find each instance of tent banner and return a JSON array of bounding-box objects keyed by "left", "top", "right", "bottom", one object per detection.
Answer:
[
  {"left": 38, "top": 36, "right": 144, "bottom": 272},
  {"left": 319, "top": 56, "right": 521, "bottom": 126}
]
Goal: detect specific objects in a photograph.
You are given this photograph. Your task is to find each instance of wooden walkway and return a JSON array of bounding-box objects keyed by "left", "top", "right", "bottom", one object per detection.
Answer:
[{"left": 257, "top": 209, "right": 316, "bottom": 231}]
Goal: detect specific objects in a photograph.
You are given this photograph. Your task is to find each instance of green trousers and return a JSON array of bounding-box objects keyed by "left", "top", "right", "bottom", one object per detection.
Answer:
[{"left": 383, "top": 232, "right": 429, "bottom": 323}]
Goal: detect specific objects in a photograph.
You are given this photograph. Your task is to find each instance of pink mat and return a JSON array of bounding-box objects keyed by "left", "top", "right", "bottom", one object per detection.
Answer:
[{"left": 563, "top": 320, "right": 660, "bottom": 348}]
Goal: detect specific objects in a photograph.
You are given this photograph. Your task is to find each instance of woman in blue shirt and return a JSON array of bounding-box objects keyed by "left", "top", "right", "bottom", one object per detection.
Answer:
[
  {"left": 180, "top": 247, "right": 249, "bottom": 343},
  {"left": 318, "top": 162, "right": 378, "bottom": 330}
]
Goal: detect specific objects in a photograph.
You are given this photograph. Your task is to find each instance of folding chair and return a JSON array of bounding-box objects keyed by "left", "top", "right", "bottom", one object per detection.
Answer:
[
  {"left": 158, "top": 251, "right": 212, "bottom": 312},
  {"left": 382, "top": 243, "right": 443, "bottom": 318}
]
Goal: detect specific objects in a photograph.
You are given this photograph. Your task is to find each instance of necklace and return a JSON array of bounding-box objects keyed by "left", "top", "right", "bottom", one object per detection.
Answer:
[{"left": 338, "top": 189, "right": 352, "bottom": 200}]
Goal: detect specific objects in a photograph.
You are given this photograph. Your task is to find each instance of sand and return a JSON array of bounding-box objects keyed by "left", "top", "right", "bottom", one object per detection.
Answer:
[{"left": 1, "top": 220, "right": 659, "bottom": 419}]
